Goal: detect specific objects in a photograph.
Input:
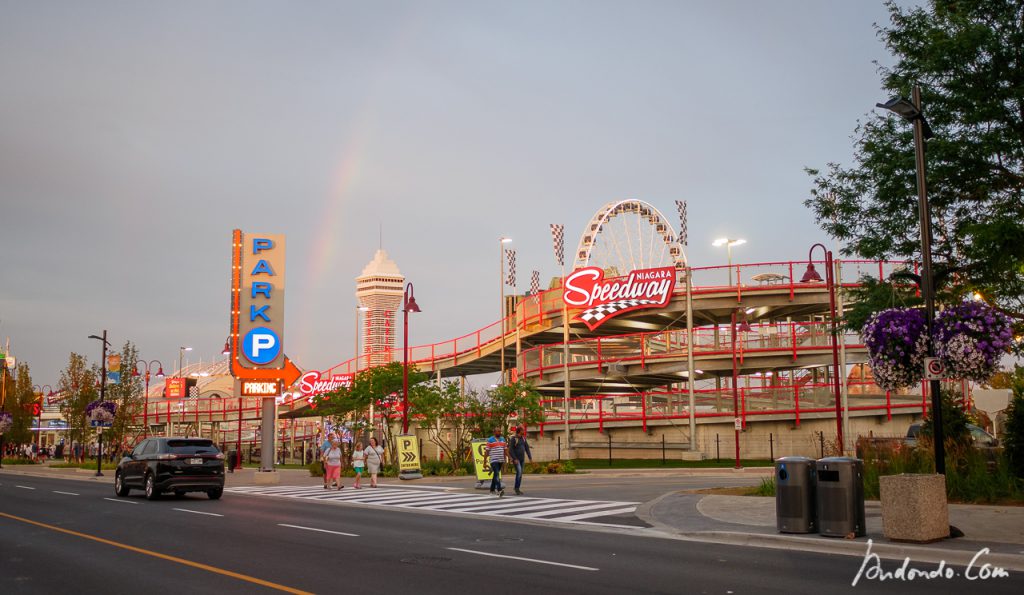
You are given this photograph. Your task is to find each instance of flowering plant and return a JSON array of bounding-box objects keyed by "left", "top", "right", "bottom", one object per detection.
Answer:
[
  {"left": 933, "top": 301, "right": 1013, "bottom": 382},
  {"left": 0, "top": 411, "right": 12, "bottom": 435},
  {"left": 85, "top": 400, "right": 117, "bottom": 425},
  {"left": 862, "top": 308, "right": 929, "bottom": 390}
]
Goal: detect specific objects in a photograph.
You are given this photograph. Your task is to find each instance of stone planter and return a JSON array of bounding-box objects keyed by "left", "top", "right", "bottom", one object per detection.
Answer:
[{"left": 879, "top": 473, "right": 948, "bottom": 543}]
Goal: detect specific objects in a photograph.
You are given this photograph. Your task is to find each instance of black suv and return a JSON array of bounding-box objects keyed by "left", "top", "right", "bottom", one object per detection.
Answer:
[{"left": 115, "top": 437, "right": 225, "bottom": 500}]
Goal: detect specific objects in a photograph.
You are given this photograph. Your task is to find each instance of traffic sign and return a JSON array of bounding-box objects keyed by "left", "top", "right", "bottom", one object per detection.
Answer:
[
  {"left": 924, "top": 357, "right": 945, "bottom": 381},
  {"left": 396, "top": 434, "right": 421, "bottom": 473}
]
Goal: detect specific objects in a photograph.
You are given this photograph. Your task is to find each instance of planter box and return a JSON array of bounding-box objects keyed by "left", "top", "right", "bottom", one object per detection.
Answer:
[{"left": 879, "top": 473, "right": 948, "bottom": 543}]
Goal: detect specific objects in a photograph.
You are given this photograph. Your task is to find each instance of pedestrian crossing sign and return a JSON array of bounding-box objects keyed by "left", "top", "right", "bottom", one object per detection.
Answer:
[
  {"left": 397, "top": 434, "right": 421, "bottom": 473},
  {"left": 471, "top": 439, "right": 492, "bottom": 481}
]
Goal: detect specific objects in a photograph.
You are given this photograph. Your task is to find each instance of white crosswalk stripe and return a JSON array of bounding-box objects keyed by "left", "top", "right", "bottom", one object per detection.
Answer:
[{"left": 226, "top": 485, "right": 639, "bottom": 526}]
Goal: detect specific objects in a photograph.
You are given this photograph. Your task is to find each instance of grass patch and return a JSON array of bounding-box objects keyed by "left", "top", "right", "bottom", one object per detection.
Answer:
[
  {"left": 2, "top": 458, "right": 38, "bottom": 465},
  {"left": 570, "top": 458, "right": 773, "bottom": 469},
  {"left": 49, "top": 462, "right": 119, "bottom": 470}
]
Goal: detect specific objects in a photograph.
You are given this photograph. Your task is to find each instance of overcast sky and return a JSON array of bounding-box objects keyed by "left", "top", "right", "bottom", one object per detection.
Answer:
[{"left": 0, "top": 1, "right": 914, "bottom": 385}]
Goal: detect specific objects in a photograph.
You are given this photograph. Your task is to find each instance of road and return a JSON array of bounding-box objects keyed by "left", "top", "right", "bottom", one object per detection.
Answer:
[{"left": 2, "top": 474, "right": 1021, "bottom": 594}]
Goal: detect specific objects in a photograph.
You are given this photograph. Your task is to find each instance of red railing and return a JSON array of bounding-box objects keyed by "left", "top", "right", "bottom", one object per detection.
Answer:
[
  {"left": 322, "top": 259, "right": 910, "bottom": 376},
  {"left": 537, "top": 381, "right": 927, "bottom": 432}
]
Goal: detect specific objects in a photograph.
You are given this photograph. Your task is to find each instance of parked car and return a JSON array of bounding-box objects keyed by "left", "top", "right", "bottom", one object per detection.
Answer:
[
  {"left": 905, "top": 422, "right": 1000, "bottom": 449},
  {"left": 115, "top": 437, "right": 225, "bottom": 500}
]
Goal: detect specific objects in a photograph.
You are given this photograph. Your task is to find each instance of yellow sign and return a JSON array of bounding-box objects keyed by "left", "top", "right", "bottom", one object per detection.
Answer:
[
  {"left": 397, "top": 434, "right": 421, "bottom": 472},
  {"left": 472, "top": 439, "right": 492, "bottom": 481}
]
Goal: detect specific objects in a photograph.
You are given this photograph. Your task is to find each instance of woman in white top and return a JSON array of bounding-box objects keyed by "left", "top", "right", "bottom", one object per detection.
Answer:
[
  {"left": 364, "top": 436, "right": 385, "bottom": 488},
  {"left": 323, "top": 441, "right": 344, "bottom": 490},
  {"left": 351, "top": 441, "right": 366, "bottom": 489}
]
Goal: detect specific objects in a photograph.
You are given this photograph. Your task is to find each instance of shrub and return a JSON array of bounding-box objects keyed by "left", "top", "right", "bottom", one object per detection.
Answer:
[
  {"left": 1003, "top": 367, "right": 1024, "bottom": 478},
  {"left": 307, "top": 461, "right": 324, "bottom": 477},
  {"left": 920, "top": 388, "right": 972, "bottom": 450},
  {"left": 750, "top": 476, "right": 775, "bottom": 497}
]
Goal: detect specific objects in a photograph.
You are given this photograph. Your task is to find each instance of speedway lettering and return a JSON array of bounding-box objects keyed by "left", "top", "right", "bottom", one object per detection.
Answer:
[
  {"left": 298, "top": 371, "right": 354, "bottom": 397},
  {"left": 563, "top": 266, "right": 676, "bottom": 330}
]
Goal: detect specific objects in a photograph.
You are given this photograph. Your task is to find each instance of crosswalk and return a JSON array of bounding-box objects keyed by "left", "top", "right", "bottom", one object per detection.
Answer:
[{"left": 226, "top": 484, "right": 640, "bottom": 527}]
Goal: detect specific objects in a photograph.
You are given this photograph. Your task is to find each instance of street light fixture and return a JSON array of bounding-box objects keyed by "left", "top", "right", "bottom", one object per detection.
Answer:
[
  {"left": 401, "top": 282, "right": 421, "bottom": 434},
  {"left": 876, "top": 84, "right": 945, "bottom": 474},
  {"left": 713, "top": 238, "right": 746, "bottom": 286},
  {"left": 804, "top": 243, "right": 845, "bottom": 452},
  {"left": 135, "top": 359, "right": 164, "bottom": 439},
  {"left": 499, "top": 237, "right": 512, "bottom": 384},
  {"left": 88, "top": 331, "right": 111, "bottom": 477},
  {"left": 178, "top": 346, "right": 192, "bottom": 378}
]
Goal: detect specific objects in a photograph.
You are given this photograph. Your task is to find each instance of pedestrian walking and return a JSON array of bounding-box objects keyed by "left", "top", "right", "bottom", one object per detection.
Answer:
[
  {"left": 364, "top": 436, "right": 385, "bottom": 488},
  {"left": 320, "top": 432, "right": 336, "bottom": 488},
  {"left": 351, "top": 441, "right": 366, "bottom": 489},
  {"left": 485, "top": 427, "right": 508, "bottom": 497},
  {"left": 323, "top": 439, "right": 344, "bottom": 490},
  {"left": 508, "top": 426, "right": 533, "bottom": 495}
]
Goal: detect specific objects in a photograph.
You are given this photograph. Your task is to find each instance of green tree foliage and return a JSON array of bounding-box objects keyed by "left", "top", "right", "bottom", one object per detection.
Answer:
[
  {"left": 470, "top": 381, "right": 545, "bottom": 438},
  {"left": 1002, "top": 365, "right": 1024, "bottom": 477},
  {"left": 57, "top": 353, "right": 98, "bottom": 450},
  {"left": 409, "top": 380, "right": 481, "bottom": 468},
  {"left": 312, "top": 362, "right": 428, "bottom": 464},
  {"left": 103, "top": 341, "right": 143, "bottom": 453},
  {"left": 920, "top": 387, "right": 972, "bottom": 450},
  {"left": 806, "top": 0, "right": 1024, "bottom": 340},
  {"left": 7, "top": 362, "right": 36, "bottom": 445}
]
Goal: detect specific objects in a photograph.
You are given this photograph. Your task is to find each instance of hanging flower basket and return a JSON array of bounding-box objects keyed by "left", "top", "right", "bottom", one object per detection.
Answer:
[
  {"left": 0, "top": 411, "right": 12, "bottom": 435},
  {"left": 933, "top": 301, "right": 1014, "bottom": 382},
  {"left": 85, "top": 400, "right": 117, "bottom": 426},
  {"left": 862, "top": 307, "right": 929, "bottom": 391}
]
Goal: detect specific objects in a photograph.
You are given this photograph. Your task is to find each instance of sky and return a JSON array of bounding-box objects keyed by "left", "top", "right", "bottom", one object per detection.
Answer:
[{"left": 0, "top": 1, "right": 918, "bottom": 386}]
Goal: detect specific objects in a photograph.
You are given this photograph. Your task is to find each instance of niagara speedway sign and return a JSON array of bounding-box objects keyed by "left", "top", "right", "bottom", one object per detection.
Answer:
[{"left": 562, "top": 266, "right": 676, "bottom": 330}]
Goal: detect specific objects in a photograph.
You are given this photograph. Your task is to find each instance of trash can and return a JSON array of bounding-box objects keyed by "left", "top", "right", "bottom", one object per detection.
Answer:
[
  {"left": 227, "top": 450, "right": 238, "bottom": 473},
  {"left": 775, "top": 456, "right": 817, "bottom": 533},
  {"left": 815, "top": 457, "right": 866, "bottom": 538}
]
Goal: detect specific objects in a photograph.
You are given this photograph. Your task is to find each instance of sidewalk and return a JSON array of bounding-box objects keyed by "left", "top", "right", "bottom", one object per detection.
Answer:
[{"left": 637, "top": 491, "right": 1024, "bottom": 572}]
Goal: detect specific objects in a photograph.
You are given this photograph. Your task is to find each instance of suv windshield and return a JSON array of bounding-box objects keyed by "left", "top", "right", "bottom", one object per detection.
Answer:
[{"left": 166, "top": 440, "right": 219, "bottom": 455}]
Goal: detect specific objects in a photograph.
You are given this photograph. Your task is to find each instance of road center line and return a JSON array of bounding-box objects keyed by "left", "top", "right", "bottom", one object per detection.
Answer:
[
  {"left": 173, "top": 508, "right": 224, "bottom": 517},
  {"left": 16, "top": 485, "right": 36, "bottom": 490},
  {"left": 447, "top": 547, "right": 599, "bottom": 571},
  {"left": 0, "top": 511, "right": 313, "bottom": 595},
  {"left": 53, "top": 491, "right": 80, "bottom": 496},
  {"left": 103, "top": 497, "right": 138, "bottom": 504},
  {"left": 277, "top": 523, "right": 359, "bottom": 537}
]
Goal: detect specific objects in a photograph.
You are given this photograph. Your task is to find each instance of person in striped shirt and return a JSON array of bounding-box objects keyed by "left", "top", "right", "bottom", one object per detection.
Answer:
[{"left": 485, "top": 427, "right": 509, "bottom": 497}]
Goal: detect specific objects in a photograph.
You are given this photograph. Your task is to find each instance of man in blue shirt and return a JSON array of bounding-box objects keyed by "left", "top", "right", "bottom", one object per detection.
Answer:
[
  {"left": 485, "top": 427, "right": 508, "bottom": 497},
  {"left": 508, "top": 426, "right": 533, "bottom": 495}
]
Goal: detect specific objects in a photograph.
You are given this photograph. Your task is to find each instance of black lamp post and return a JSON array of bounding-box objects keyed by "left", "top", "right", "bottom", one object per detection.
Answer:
[
  {"left": 402, "top": 282, "right": 421, "bottom": 434},
  {"left": 88, "top": 330, "right": 110, "bottom": 477},
  {"left": 802, "top": 244, "right": 844, "bottom": 452},
  {"left": 877, "top": 85, "right": 945, "bottom": 474}
]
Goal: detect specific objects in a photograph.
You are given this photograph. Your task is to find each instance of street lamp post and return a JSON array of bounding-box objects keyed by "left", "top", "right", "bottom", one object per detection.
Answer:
[
  {"left": 499, "top": 237, "right": 512, "bottom": 384},
  {"left": 877, "top": 84, "right": 945, "bottom": 474},
  {"left": 134, "top": 360, "right": 164, "bottom": 439},
  {"left": 178, "top": 346, "right": 192, "bottom": 378},
  {"left": 730, "top": 311, "right": 741, "bottom": 469},
  {"left": 402, "top": 282, "right": 421, "bottom": 434},
  {"left": 713, "top": 238, "right": 746, "bottom": 286},
  {"left": 88, "top": 331, "right": 110, "bottom": 477},
  {"left": 802, "top": 244, "right": 844, "bottom": 452}
]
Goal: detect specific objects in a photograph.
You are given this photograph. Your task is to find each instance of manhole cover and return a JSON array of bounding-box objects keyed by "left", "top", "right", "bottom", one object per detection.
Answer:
[
  {"left": 400, "top": 556, "right": 452, "bottom": 567},
  {"left": 474, "top": 536, "right": 524, "bottom": 544}
]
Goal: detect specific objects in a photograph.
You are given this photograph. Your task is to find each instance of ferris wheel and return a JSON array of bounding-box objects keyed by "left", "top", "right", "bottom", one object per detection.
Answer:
[{"left": 573, "top": 200, "right": 686, "bottom": 275}]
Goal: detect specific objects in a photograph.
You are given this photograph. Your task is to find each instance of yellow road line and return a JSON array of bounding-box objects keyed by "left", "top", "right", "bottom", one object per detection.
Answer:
[{"left": 0, "top": 511, "right": 313, "bottom": 595}]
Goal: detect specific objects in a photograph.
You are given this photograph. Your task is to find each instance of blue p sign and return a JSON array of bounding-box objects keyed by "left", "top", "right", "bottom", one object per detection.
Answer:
[{"left": 242, "top": 327, "right": 280, "bottom": 364}]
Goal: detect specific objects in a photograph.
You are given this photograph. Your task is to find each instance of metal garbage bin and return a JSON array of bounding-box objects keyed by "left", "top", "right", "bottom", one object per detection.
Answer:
[
  {"left": 227, "top": 450, "right": 238, "bottom": 472},
  {"left": 775, "top": 456, "right": 817, "bottom": 533},
  {"left": 815, "top": 457, "right": 866, "bottom": 538}
]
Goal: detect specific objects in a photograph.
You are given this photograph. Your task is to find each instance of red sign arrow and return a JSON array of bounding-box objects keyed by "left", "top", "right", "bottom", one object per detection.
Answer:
[{"left": 233, "top": 355, "right": 302, "bottom": 388}]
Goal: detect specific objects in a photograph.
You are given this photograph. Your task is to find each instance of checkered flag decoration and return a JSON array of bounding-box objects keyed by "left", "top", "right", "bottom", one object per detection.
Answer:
[
  {"left": 530, "top": 270, "right": 540, "bottom": 303},
  {"left": 505, "top": 249, "right": 516, "bottom": 287},
  {"left": 189, "top": 385, "right": 200, "bottom": 398},
  {"left": 675, "top": 200, "right": 688, "bottom": 246},
  {"left": 579, "top": 299, "right": 660, "bottom": 330},
  {"left": 550, "top": 223, "right": 564, "bottom": 267}
]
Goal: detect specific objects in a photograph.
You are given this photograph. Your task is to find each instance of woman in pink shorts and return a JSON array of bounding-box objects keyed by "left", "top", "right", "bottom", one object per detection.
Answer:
[{"left": 323, "top": 440, "right": 344, "bottom": 490}]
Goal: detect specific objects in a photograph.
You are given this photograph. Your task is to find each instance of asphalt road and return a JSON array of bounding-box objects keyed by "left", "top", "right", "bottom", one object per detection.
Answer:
[{"left": 2, "top": 474, "right": 1021, "bottom": 594}]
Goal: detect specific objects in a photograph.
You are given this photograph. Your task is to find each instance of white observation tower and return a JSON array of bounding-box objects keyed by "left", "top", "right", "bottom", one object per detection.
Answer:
[{"left": 356, "top": 249, "right": 405, "bottom": 368}]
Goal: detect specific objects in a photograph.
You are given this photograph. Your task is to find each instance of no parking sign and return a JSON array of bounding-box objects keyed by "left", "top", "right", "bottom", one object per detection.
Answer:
[{"left": 924, "top": 357, "right": 945, "bottom": 381}]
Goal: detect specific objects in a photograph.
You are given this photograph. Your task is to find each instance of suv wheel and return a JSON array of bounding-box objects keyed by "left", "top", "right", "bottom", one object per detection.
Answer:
[
  {"left": 207, "top": 488, "right": 223, "bottom": 500},
  {"left": 114, "top": 472, "right": 130, "bottom": 497},
  {"left": 145, "top": 473, "right": 160, "bottom": 500}
]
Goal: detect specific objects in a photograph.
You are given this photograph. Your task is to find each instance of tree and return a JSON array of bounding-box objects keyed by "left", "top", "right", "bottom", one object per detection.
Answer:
[
  {"left": 805, "top": 0, "right": 1024, "bottom": 345},
  {"left": 1001, "top": 365, "right": 1024, "bottom": 477},
  {"left": 57, "top": 353, "right": 98, "bottom": 451},
  {"left": 102, "top": 341, "right": 143, "bottom": 454},
  {"left": 7, "top": 362, "right": 36, "bottom": 446},
  {"left": 312, "top": 362, "right": 428, "bottom": 465},
  {"left": 470, "top": 381, "right": 545, "bottom": 438},
  {"left": 409, "top": 380, "right": 482, "bottom": 469}
]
